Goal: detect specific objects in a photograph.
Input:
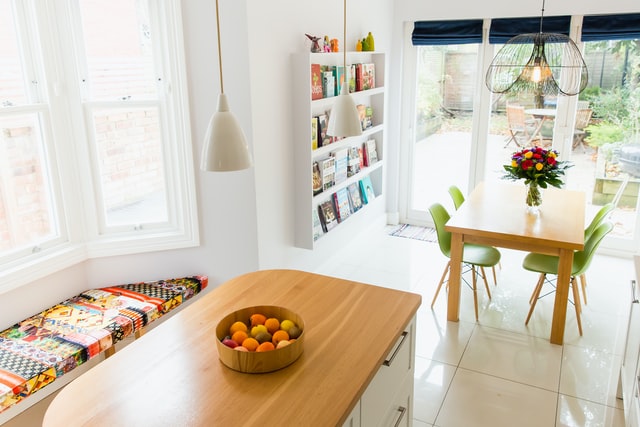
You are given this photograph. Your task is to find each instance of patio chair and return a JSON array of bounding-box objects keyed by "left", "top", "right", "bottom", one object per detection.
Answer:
[
  {"left": 429, "top": 202, "right": 501, "bottom": 321},
  {"left": 522, "top": 221, "right": 614, "bottom": 335},
  {"left": 504, "top": 104, "right": 541, "bottom": 148},
  {"left": 572, "top": 108, "right": 593, "bottom": 152}
]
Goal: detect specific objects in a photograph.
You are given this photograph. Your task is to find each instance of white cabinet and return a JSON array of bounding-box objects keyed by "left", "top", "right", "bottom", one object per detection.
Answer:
[
  {"left": 293, "top": 52, "right": 386, "bottom": 249},
  {"left": 343, "top": 317, "right": 416, "bottom": 427},
  {"left": 620, "top": 256, "right": 640, "bottom": 427}
]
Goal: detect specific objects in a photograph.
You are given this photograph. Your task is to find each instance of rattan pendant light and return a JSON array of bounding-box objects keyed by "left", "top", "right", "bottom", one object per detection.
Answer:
[
  {"left": 201, "top": 0, "right": 252, "bottom": 172},
  {"left": 326, "top": 0, "right": 363, "bottom": 137},
  {"left": 485, "top": 0, "right": 588, "bottom": 100}
]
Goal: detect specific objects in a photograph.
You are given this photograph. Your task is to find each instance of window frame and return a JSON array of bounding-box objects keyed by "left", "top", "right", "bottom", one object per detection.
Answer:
[{"left": 0, "top": 0, "right": 198, "bottom": 293}]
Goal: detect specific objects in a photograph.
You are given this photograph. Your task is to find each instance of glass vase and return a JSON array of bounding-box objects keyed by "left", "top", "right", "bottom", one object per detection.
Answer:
[{"left": 525, "top": 182, "right": 542, "bottom": 214}]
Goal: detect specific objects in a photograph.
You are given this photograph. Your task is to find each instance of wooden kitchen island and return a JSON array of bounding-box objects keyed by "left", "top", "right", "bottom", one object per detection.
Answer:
[{"left": 43, "top": 269, "right": 422, "bottom": 427}]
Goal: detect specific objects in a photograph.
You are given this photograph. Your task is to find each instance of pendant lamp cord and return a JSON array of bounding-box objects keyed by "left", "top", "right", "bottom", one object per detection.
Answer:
[
  {"left": 538, "top": 0, "right": 545, "bottom": 34},
  {"left": 215, "top": 0, "right": 224, "bottom": 93},
  {"left": 343, "top": 0, "right": 347, "bottom": 72}
]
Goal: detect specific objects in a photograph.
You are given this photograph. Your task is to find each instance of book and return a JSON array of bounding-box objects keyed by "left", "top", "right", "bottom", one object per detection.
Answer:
[
  {"left": 360, "top": 63, "right": 375, "bottom": 91},
  {"left": 347, "top": 182, "right": 363, "bottom": 213},
  {"left": 318, "top": 200, "right": 337, "bottom": 232},
  {"left": 334, "top": 66, "right": 346, "bottom": 95},
  {"left": 357, "top": 104, "right": 367, "bottom": 131},
  {"left": 347, "top": 146, "right": 361, "bottom": 177},
  {"left": 365, "top": 139, "right": 378, "bottom": 166},
  {"left": 311, "top": 117, "right": 318, "bottom": 150},
  {"left": 323, "top": 70, "right": 335, "bottom": 98},
  {"left": 316, "top": 113, "right": 329, "bottom": 148},
  {"left": 319, "top": 157, "right": 335, "bottom": 192},
  {"left": 332, "top": 188, "right": 352, "bottom": 222},
  {"left": 332, "top": 147, "right": 349, "bottom": 185},
  {"left": 358, "top": 145, "right": 364, "bottom": 169},
  {"left": 355, "top": 104, "right": 373, "bottom": 131},
  {"left": 311, "top": 64, "right": 323, "bottom": 100},
  {"left": 312, "top": 208, "right": 324, "bottom": 241},
  {"left": 312, "top": 161, "right": 322, "bottom": 195},
  {"left": 364, "top": 106, "right": 373, "bottom": 129},
  {"left": 360, "top": 175, "right": 375, "bottom": 205},
  {"left": 348, "top": 64, "right": 356, "bottom": 93}
]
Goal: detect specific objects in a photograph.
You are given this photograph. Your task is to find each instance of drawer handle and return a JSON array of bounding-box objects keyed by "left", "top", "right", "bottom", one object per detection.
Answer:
[
  {"left": 632, "top": 280, "right": 638, "bottom": 304},
  {"left": 383, "top": 331, "right": 408, "bottom": 367},
  {"left": 393, "top": 406, "right": 407, "bottom": 427}
]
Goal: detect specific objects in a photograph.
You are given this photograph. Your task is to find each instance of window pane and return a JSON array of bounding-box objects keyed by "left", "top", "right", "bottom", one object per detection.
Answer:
[
  {"left": 575, "top": 39, "right": 640, "bottom": 243},
  {"left": 0, "top": 113, "right": 57, "bottom": 253},
  {"left": 79, "top": 0, "right": 156, "bottom": 101},
  {"left": 411, "top": 44, "right": 478, "bottom": 213},
  {"left": 0, "top": 1, "right": 28, "bottom": 107},
  {"left": 91, "top": 107, "right": 168, "bottom": 227}
]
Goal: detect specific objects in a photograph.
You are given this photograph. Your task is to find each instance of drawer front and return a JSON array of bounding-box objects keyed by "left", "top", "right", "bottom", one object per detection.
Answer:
[
  {"left": 378, "top": 374, "right": 413, "bottom": 427},
  {"left": 341, "top": 400, "right": 361, "bottom": 427},
  {"left": 361, "top": 318, "right": 415, "bottom": 427}
]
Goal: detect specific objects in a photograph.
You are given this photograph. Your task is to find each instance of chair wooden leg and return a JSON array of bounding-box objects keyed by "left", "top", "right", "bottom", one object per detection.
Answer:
[
  {"left": 580, "top": 273, "right": 587, "bottom": 305},
  {"left": 529, "top": 274, "right": 546, "bottom": 304},
  {"left": 480, "top": 266, "right": 491, "bottom": 299},
  {"left": 431, "top": 261, "right": 451, "bottom": 308},
  {"left": 491, "top": 266, "right": 498, "bottom": 286},
  {"left": 571, "top": 277, "right": 583, "bottom": 336},
  {"left": 525, "top": 276, "right": 545, "bottom": 325},
  {"left": 472, "top": 266, "right": 479, "bottom": 321}
]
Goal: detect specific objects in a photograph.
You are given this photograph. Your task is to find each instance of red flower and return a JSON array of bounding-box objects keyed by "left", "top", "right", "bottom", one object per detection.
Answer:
[
  {"left": 521, "top": 159, "right": 533, "bottom": 170},
  {"left": 547, "top": 157, "right": 556, "bottom": 166}
]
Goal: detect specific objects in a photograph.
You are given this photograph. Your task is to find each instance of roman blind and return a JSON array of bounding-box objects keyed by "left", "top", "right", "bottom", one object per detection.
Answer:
[
  {"left": 581, "top": 13, "right": 640, "bottom": 41},
  {"left": 412, "top": 19, "right": 483, "bottom": 45},
  {"left": 489, "top": 16, "right": 571, "bottom": 43}
]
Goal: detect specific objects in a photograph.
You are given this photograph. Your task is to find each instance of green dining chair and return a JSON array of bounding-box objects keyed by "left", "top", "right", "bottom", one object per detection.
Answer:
[
  {"left": 522, "top": 221, "right": 614, "bottom": 336},
  {"left": 448, "top": 185, "right": 500, "bottom": 284},
  {"left": 429, "top": 203, "right": 502, "bottom": 321},
  {"left": 448, "top": 185, "right": 465, "bottom": 210},
  {"left": 577, "top": 202, "right": 614, "bottom": 304}
]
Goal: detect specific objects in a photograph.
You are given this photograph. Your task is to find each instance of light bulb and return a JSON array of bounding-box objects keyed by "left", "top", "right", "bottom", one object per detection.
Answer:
[{"left": 532, "top": 66, "right": 542, "bottom": 83}]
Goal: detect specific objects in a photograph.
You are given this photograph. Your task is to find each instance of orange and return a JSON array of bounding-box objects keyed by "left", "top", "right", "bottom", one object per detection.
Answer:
[
  {"left": 264, "top": 318, "right": 280, "bottom": 334},
  {"left": 242, "top": 337, "right": 260, "bottom": 351},
  {"left": 231, "top": 330, "right": 248, "bottom": 346},
  {"left": 256, "top": 341, "right": 275, "bottom": 352},
  {"left": 250, "top": 313, "right": 267, "bottom": 327},
  {"left": 272, "top": 330, "right": 289, "bottom": 346},
  {"left": 229, "top": 321, "right": 248, "bottom": 335}
]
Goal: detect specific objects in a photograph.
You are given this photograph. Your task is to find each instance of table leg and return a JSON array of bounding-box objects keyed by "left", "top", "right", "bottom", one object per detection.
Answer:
[
  {"left": 448, "top": 233, "right": 463, "bottom": 322},
  {"left": 550, "top": 248, "right": 574, "bottom": 345}
]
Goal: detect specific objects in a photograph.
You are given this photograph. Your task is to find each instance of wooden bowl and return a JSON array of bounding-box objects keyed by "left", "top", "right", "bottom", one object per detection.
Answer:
[{"left": 215, "top": 305, "right": 305, "bottom": 373}]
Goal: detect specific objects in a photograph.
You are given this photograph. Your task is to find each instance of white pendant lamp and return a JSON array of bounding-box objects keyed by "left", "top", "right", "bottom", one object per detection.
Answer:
[
  {"left": 201, "top": 0, "right": 252, "bottom": 172},
  {"left": 326, "top": 0, "right": 363, "bottom": 138}
]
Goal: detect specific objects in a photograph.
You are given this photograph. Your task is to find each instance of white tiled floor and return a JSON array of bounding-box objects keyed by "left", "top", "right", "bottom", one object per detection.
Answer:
[{"left": 315, "top": 225, "right": 636, "bottom": 427}]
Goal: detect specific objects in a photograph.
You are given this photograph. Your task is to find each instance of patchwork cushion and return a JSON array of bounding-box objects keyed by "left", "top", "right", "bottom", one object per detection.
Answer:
[{"left": 0, "top": 275, "right": 208, "bottom": 414}]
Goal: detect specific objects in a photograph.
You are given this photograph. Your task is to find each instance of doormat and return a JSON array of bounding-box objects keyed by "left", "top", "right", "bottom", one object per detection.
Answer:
[{"left": 387, "top": 224, "right": 437, "bottom": 243}]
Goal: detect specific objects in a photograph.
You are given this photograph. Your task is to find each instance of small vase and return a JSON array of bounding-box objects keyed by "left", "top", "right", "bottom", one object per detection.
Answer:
[{"left": 525, "top": 182, "right": 542, "bottom": 214}]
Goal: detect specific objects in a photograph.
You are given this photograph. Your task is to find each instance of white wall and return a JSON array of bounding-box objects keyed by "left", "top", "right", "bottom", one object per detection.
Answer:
[{"left": 243, "top": 0, "right": 394, "bottom": 269}]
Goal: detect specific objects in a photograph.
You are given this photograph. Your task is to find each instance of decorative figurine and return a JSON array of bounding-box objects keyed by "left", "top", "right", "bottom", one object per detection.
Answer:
[
  {"left": 365, "top": 32, "right": 375, "bottom": 51},
  {"left": 323, "top": 36, "right": 331, "bottom": 52},
  {"left": 330, "top": 38, "right": 339, "bottom": 52},
  {"left": 305, "top": 34, "right": 322, "bottom": 53}
]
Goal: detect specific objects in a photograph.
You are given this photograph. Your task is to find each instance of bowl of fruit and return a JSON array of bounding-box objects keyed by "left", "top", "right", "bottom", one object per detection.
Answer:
[{"left": 215, "top": 305, "right": 305, "bottom": 373}]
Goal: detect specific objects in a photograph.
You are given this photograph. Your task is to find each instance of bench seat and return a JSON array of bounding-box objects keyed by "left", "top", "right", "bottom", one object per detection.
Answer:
[{"left": 0, "top": 275, "right": 208, "bottom": 414}]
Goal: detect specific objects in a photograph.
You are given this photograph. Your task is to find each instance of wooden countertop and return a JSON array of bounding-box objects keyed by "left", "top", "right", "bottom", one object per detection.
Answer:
[{"left": 43, "top": 269, "right": 422, "bottom": 427}]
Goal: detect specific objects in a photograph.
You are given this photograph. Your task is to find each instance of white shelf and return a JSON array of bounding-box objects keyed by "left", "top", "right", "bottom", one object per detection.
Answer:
[{"left": 293, "top": 51, "right": 386, "bottom": 249}]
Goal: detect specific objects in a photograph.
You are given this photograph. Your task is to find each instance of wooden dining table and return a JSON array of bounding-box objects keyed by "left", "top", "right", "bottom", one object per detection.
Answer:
[{"left": 445, "top": 181, "right": 585, "bottom": 345}]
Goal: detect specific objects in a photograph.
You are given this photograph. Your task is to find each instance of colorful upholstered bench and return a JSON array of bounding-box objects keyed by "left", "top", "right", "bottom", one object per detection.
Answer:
[{"left": 0, "top": 275, "right": 208, "bottom": 415}]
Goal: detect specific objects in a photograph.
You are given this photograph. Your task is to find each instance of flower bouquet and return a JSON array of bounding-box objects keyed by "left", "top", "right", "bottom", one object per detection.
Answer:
[{"left": 502, "top": 146, "right": 573, "bottom": 210}]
